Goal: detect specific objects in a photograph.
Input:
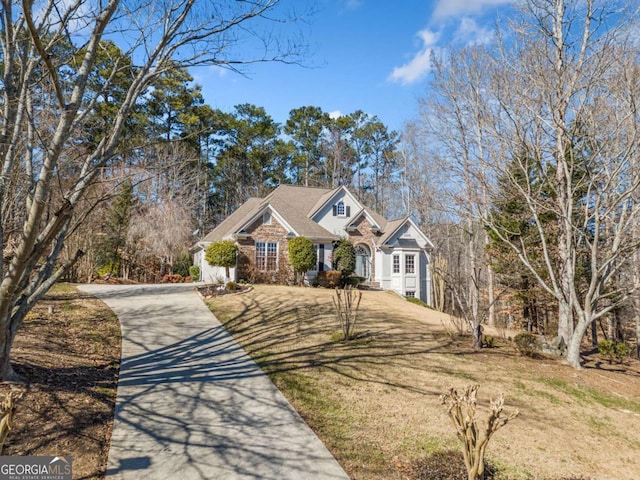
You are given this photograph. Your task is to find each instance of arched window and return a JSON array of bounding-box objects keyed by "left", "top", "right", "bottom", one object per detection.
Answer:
[{"left": 336, "top": 201, "right": 345, "bottom": 216}]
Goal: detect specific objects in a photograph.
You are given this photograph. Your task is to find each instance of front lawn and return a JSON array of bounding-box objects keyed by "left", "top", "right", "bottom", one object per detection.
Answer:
[{"left": 206, "top": 285, "right": 640, "bottom": 480}]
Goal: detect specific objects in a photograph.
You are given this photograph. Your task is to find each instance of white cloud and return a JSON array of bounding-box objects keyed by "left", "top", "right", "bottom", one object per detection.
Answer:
[
  {"left": 388, "top": 29, "right": 440, "bottom": 85},
  {"left": 454, "top": 17, "right": 494, "bottom": 45},
  {"left": 432, "top": 0, "right": 514, "bottom": 20},
  {"left": 328, "top": 110, "right": 343, "bottom": 119}
]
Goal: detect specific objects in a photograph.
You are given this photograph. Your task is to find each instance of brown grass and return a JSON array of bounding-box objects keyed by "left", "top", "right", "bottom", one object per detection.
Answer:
[
  {"left": 0, "top": 284, "right": 121, "bottom": 480},
  {"left": 206, "top": 284, "right": 640, "bottom": 480}
]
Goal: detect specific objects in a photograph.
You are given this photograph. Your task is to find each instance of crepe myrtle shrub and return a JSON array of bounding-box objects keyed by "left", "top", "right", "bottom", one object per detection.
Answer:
[
  {"left": 205, "top": 240, "right": 238, "bottom": 281},
  {"left": 440, "top": 385, "right": 518, "bottom": 480},
  {"left": 333, "top": 286, "right": 362, "bottom": 341},
  {"left": 332, "top": 239, "right": 355, "bottom": 278},
  {"left": 288, "top": 236, "right": 317, "bottom": 285}
]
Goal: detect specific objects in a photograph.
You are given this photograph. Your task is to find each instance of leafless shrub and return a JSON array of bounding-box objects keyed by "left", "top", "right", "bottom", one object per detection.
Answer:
[
  {"left": 333, "top": 286, "right": 362, "bottom": 341},
  {"left": 440, "top": 385, "right": 518, "bottom": 480},
  {"left": 0, "top": 390, "right": 23, "bottom": 453}
]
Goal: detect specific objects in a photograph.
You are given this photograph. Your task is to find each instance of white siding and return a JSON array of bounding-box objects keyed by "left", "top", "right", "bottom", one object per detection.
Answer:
[
  {"left": 378, "top": 221, "right": 432, "bottom": 305},
  {"left": 195, "top": 246, "right": 237, "bottom": 283}
]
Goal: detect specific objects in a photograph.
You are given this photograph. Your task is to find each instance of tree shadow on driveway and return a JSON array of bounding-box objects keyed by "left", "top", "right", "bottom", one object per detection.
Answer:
[{"left": 79, "top": 283, "right": 349, "bottom": 480}]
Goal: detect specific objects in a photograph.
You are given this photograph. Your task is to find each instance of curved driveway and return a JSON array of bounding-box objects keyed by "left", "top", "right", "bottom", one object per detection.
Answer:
[{"left": 78, "top": 283, "right": 349, "bottom": 480}]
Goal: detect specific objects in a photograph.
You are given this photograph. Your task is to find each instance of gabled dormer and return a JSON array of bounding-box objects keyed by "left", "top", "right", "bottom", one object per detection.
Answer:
[
  {"left": 309, "top": 186, "right": 364, "bottom": 236},
  {"left": 345, "top": 208, "right": 383, "bottom": 235}
]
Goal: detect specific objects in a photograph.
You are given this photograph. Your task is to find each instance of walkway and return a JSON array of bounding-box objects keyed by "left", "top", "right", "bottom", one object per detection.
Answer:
[{"left": 78, "top": 283, "right": 349, "bottom": 480}]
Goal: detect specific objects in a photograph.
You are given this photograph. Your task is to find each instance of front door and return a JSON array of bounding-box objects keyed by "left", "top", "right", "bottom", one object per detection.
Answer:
[{"left": 355, "top": 244, "right": 370, "bottom": 280}]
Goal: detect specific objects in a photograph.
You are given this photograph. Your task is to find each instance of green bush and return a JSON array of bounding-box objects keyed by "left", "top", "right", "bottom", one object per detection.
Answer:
[
  {"left": 173, "top": 251, "right": 193, "bottom": 277},
  {"left": 205, "top": 240, "right": 238, "bottom": 278},
  {"left": 598, "top": 339, "right": 630, "bottom": 364},
  {"left": 189, "top": 265, "right": 200, "bottom": 280},
  {"left": 514, "top": 332, "right": 540, "bottom": 357},
  {"left": 96, "top": 261, "right": 120, "bottom": 277},
  {"left": 411, "top": 450, "right": 496, "bottom": 480},
  {"left": 288, "top": 236, "right": 317, "bottom": 284},
  {"left": 226, "top": 281, "right": 238, "bottom": 291},
  {"left": 342, "top": 275, "right": 364, "bottom": 287},
  {"left": 615, "top": 341, "right": 630, "bottom": 358},
  {"left": 482, "top": 336, "right": 497, "bottom": 348},
  {"left": 332, "top": 239, "right": 355, "bottom": 276}
]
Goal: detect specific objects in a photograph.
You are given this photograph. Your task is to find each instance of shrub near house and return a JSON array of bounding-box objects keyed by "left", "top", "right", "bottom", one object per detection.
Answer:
[
  {"left": 191, "top": 185, "right": 434, "bottom": 304},
  {"left": 288, "top": 237, "right": 317, "bottom": 285},
  {"left": 205, "top": 240, "right": 238, "bottom": 281}
]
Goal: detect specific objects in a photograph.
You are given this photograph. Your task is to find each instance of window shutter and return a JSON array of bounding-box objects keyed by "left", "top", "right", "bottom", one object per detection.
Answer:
[
  {"left": 346, "top": 206, "right": 351, "bottom": 217},
  {"left": 332, "top": 205, "right": 337, "bottom": 216}
]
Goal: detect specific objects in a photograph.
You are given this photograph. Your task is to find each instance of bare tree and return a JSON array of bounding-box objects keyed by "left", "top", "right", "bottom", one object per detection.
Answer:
[
  {"left": 0, "top": 0, "right": 307, "bottom": 381},
  {"left": 418, "top": 44, "right": 499, "bottom": 345},
  {"left": 420, "top": 0, "right": 640, "bottom": 368}
]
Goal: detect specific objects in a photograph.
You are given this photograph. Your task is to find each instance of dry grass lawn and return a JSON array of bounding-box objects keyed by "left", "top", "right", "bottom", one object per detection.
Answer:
[
  {"left": 206, "top": 285, "right": 640, "bottom": 480},
  {"left": 0, "top": 284, "right": 120, "bottom": 479}
]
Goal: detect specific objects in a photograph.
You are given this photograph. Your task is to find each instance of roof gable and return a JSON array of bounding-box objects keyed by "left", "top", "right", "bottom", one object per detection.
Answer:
[
  {"left": 308, "top": 186, "right": 364, "bottom": 221},
  {"left": 199, "top": 197, "right": 263, "bottom": 244},
  {"left": 347, "top": 207, "right": 387, "bottom": 232},
  {"left": 235, "top": 204, "right": 297, "bottom": 237},
  {"left": 378, "top": 217, "right": 432, "bottom": 249}
]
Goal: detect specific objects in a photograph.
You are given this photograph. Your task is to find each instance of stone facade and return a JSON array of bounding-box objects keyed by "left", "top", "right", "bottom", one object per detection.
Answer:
[
  {"left": 346, "top": 214, "right": 382, "bottom": 279},
  {"left": 236, "top": 215, "right": 293, "bottom": 284}
]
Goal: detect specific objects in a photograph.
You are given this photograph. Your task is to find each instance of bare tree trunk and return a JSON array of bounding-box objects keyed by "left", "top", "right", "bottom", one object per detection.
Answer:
[
  {"left": 0, "top": 0, "right": 306, "bottom": 379},
  {"left": 486, "top": 254, "right": 496, "bottom": 327}
]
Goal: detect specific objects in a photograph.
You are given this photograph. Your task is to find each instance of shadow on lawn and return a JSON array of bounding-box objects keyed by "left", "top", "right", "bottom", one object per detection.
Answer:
[
  {"left": 79, "top": 283, "right": 349, "bottom": 480},
  {"left": 209, "top": 291, "right": 501, "bottom": 396}
]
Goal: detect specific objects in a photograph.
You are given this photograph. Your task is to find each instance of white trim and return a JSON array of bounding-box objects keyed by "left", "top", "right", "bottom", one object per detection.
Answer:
[
  {"left": 255, "top": 240, "right": 279, "bottom": 272},
  {"left": 309, "top": 186, "right": 364, "bottom": 221},
  {"left": 346, "top": 207, "right": 381, "bottom": 231},
  {"left": 236, "top": 205, "right": 298, "bottom": 237},
  {"left": 382, "top": 217, "right": 433, "bottom": 249}
]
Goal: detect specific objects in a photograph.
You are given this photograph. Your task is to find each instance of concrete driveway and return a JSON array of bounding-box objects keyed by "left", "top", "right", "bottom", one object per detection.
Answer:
[{"left": 78, "top": 283, "right": 349, "bottom": 480}]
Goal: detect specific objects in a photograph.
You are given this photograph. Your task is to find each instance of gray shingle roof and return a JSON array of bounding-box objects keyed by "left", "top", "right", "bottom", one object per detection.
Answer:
[
  {"left": 376, "top": 218, "right": 407, "bottom": 245},
  {"left": 197, "top": 186, "right": 426, "bottom": 249},
  {"left": 200, "top": 197, "right": 263, "bottom": 243},
  {"left": 260, "top": 185, "right": 338, "bottom": 240},
  {"left": 199, "top": 185, "right": 339, "bottom": 244}
]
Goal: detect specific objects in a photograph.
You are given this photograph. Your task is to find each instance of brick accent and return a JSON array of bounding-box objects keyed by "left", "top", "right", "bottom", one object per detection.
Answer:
[
  {"left": 346, "top": 215, "right": 381, "bottom": 279},
  {"left": 236, "top": 216, "right": 293, "bottom": 284}
]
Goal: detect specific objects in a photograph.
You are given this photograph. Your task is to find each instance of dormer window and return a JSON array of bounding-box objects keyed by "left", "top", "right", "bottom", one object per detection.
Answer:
[{"left": 332, "top": 201, "right": 350, "bottom": 217}]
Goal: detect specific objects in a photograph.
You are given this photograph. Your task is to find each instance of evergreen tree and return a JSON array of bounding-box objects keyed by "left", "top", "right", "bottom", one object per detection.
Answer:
[
  {"left": 98, "top": 183, "right": 135, "bottom": 276},
  {"left": 288, "top": 237, "right": 317, "bottom": 285}
]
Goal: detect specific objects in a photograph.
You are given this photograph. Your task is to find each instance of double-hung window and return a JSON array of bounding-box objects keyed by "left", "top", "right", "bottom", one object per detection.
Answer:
[
  {"left": 393, "top": 255, "right": 400, "bottom": 274},
  {"left": 256, "top": 242, "right": 278, "bottom": 271},
  {"left": 405, "top": 255, "right": 415, "bottom": 274}
]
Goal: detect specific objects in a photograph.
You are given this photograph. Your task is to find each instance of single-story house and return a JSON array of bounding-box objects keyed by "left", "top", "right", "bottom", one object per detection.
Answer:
[{"left": 191, "top": 184, "right": 433, "bottom": 304}]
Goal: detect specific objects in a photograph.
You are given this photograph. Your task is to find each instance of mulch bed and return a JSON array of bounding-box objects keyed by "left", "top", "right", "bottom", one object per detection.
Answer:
[{"left": 197, "top": 283, "right": 252, "bottom": 298}]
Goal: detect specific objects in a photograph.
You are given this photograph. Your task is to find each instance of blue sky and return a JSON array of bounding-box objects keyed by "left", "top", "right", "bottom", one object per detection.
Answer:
[{"left": 194, "top": 0, "right": 515, "bottom": 132}]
